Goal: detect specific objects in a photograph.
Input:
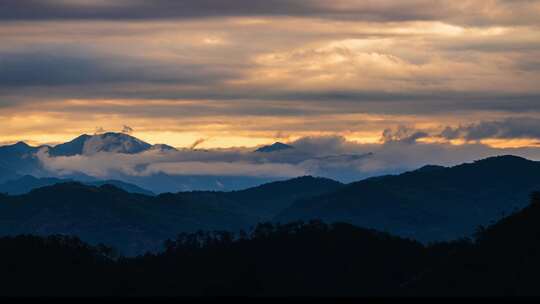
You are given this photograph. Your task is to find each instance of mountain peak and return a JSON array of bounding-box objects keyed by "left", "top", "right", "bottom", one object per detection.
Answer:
[
  {"left": 13, "top": 141, "right": 30, "bottom": 147},
  {"left": 4, "top": 141, "right": 32, "bottom": 150},
  {"left": 49, "top": 132, "right": 152, "bottom": 156},
  {"left": 255, "top": 142, "right": 293, "bottom": 153},
  {"left": 84, "top": 132, "right": 152, "bottom": 155}
]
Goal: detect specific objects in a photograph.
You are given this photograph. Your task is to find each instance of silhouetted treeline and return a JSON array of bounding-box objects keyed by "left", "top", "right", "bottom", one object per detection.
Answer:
[
  {"left": 125, "top": 220, "right": 433, "bottom": 296},
  {"left": 1, "top": 192, "right": 540, "bottom": 297},
  {"left": 0, "top": 235, "right": 116, "bottom": 296},
  {"left": 0, "top": 221, "right": 435, "bottom": 296},
  {"left": 406, "top": 192, "right": 540, "bottom": 296}
]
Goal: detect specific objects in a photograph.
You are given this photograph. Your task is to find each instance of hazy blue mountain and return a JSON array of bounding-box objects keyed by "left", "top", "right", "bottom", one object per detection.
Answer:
[
  {"left": 0, "top": 176, "right": 342, "bottom": 255},
  {"left": 223, "top": 176, "right": 343, "bottom": 220},
  {"left": 0, "top": 134, "right": 183, "bottom": 192},
  {"left": 156, "top": 176, "right": 344, "bottom": 224},
  {"left": 0, "top": 135, "right": 282, "bottom": 193},
  {"left": 277, "top": 155, "right": 540, "bottom": 242},
  {"left": 255, "top": 142, "right": 293, "bottom": 153},
  {"left": 118, "top": 173, "right": 281, "bottom": 193},
  {"left": 47, "top": 134, "right": 92, "bottom": 157},
  {"left": 0, "top": 165, "right": 20, "bottom": 184},
  {"left": 0, "top": 175, "right": 64, "bottom": 195},
  {"left": 88, "top": 180, "right": 154, "bottom": 196},
  {"left": 0, "top": 175, "right": 154, "bottom": 196},
  {"left": 0, "top": 142, "right": 43, "bottom": 175}
]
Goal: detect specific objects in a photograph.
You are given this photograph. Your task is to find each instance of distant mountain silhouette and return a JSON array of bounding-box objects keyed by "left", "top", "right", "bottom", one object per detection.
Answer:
[
  {"left": 0, "top": 135, "right": 377, "bottom": 192},
  {"left": 277, "top": 155, "right": 540, "bottom": 242},
  {"left": 254, "top": 142, "right": 293, "bottom": 153},
  {"left": 0, "top": 165, "right": 20, "bottom": 184},
  {"left": 0, "top": 141, "right": 43, "bottom": 177},
  {"left": 0, "top": 176, "right": 341, "bottom": 255},
  {"left": 224, "top": 176, "right": 343, "bottom": 219},
  {"left": 119, "top": 173, "right": 280, "bottom": 193},
  {"left": 0, "top": 175, "right": 154, "bottom": 196},
  {"left": 0, "top": 135, "right": 294, "bottom": 192},
  {"left": 172, "top": 176, "right": 344, "bottom": 222},
  {"left": 0, "top": 134, "right": 202, "bottom": 192}
]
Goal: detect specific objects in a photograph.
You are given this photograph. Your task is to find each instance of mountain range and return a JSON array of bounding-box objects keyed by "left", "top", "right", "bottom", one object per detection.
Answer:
[
  {"left": 3, "top": 192, "right": 540, "bottom": 296},
  {"left": 0, "top": 133, "right": 165, "bottom": 181},
  {"left": 0, "top": 154, "right": 539, "bottom": 255},
  {"left": 0, "top": 133, "right": 299, "bottom": 192},
  {"left": 0, "top": 176, "right": 340, "bottom": 255},
  {"left": 0, "top": 175, "right": 154, "bottom": 196},
  {"left": 278, "top": 155, "right": 540, "bottom": 242}
]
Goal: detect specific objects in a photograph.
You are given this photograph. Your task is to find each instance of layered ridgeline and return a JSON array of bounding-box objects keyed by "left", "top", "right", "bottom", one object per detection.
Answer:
[
  {"left": 2, "top": 194, "right": 540, "bottom": 296},
  {"left": 0, "top": 177, "right": 342, "bottom": 256},
  {"left": 0, "top": 142, "right": 40, "bottom": 182},
  {"left": 0, "top": 165, "right": 19, "bottom": 184},
  {"left": 277, "top": 155, "right": 540, "bottom": 242},
  {"left": 1, "top": 155, "right": 540, "bottom": 254},
  {"left": 0, "top": 175, "right": 154, "bottom": 196}
]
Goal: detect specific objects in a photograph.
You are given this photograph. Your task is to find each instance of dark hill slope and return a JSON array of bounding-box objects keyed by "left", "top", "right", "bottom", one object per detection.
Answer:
[
  {"left": 406, "top": 192, "right": 540, "bottom": 296},
  {"left": 0, "top": 176, "right": 342, "bottom": 255},
  {"left": 278, "top": 155, "right": 540, "bottom": 241},
  {"left": 0, "top": 175, "right": 154, "bottom": 196},
  {"left": 0, "top": 183, "right": 249, "bottom": 255}
]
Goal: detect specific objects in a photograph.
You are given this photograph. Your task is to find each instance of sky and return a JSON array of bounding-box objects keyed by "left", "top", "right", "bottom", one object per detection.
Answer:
[{"left": 1, "top": 0, "right": 540, "bottom": 150}]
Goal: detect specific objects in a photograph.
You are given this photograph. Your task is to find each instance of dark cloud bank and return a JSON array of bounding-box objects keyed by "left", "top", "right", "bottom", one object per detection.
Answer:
[{"left": 1, "top": 0, "right": 538, "bottom": 26}]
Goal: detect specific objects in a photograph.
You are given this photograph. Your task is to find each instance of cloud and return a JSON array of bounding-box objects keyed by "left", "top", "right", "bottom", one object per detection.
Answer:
[
  {"left": 1, "top": 1, "right": 539, "bottom": 26},
  {"left": 0, "top": 2, "right": 539, "bottom": 148},
  {"left": 36, "top": 147, "right": 306, "bottom": 178},
  {"left": 1, "top": 13, "right": 539, "bottom": 120},
  {"left": 0, "top": 47, "right": 238, "bottom": 88},
  {"left": 35, "top": 135, "right": 375, "bottom": 180},
  {"left": 35, "top": 134, "right": 540, "bottom": 185},
  {"left": 122, "top": 125, "right": 134, "bottom": 134},
  {"left": 94, "top": 127, "right": 106, "bottom": 134},
  {"left": 440, "top": 118, "right": 540, "bottom": 141},
  {"left": 382, "top": 126, "right": 429, "bottom": 144},
  {"left": 189, "top": 138, "right": 207, "bottom": 150}
]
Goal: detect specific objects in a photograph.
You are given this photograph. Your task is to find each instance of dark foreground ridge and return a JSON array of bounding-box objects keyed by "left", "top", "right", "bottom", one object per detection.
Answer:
[{"left": 1, "top": 192, "right": 540, "bottom": 296}]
